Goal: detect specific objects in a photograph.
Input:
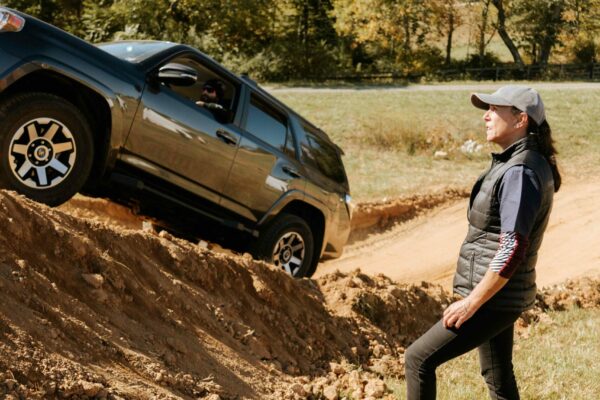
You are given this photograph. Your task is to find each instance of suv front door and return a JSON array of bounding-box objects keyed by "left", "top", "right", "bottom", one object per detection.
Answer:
[{"left": 124, "top": 55, "right": 241, "bottom": 204}]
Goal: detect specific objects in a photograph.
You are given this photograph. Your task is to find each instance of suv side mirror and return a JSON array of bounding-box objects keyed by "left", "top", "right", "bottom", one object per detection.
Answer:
[{"left": 156, "top": 63, "right": 197, "bottom": 86}]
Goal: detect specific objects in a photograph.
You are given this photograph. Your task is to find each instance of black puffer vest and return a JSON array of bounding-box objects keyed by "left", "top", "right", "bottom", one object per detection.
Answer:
[{"left": 453, "top": 136, "right": 554, "bottom": 312}]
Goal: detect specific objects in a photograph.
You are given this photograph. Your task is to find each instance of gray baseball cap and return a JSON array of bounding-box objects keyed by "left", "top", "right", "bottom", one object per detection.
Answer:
[{"left": 471, "top": 85, "right": 546, "bottom": 125}]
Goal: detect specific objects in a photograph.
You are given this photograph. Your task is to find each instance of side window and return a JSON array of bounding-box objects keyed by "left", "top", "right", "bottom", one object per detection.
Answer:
[
  {"left": 159, "top": 56, "right": 238, "bottom": 122},
  {"left": 301, "top": 125, "right": 346, "bottom": 184},
  {"left": 245, "top": 95, "right": 289, "bottom": 152}
]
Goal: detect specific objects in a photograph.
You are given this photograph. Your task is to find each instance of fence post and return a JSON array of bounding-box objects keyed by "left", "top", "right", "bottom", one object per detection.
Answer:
[
  {"left": 591, "top": 62, "right": 595, "bottom": 80},
  {"left": 495, "top": 66, "right": 500, "bottom": 81}
]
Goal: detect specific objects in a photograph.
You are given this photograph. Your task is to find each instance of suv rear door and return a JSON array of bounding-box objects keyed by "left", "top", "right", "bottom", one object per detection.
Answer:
[{"left": 220, "top": 91, "right": 306, "bottom": 222}]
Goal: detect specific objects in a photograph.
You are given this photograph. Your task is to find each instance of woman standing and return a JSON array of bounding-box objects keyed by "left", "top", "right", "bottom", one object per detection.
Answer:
[{"left": 405, "top": 86, "right": 561, "bottom": 400}]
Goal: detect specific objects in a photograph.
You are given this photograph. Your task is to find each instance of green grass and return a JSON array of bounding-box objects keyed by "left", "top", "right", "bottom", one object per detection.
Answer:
[
  {"left": 387, "top": 308, "right": 600, "bottom": 399},
  {"left": 275, "top": 86, "right": 600, "bottom": 201}
]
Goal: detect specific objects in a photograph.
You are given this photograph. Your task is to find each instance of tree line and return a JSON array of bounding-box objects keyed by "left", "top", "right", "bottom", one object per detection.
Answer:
[{"left": 3, "top": 0, "right": 599, "bottom": 80}]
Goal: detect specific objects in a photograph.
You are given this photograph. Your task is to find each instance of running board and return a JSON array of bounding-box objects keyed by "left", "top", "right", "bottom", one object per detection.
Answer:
[{"left": 110, "top": 173, "right": 259, "bottom": 237}]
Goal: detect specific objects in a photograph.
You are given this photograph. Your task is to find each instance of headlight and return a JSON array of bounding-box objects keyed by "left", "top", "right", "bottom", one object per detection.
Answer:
[{"left": 0, "top": 9, "right": 25, "bottom": 33}]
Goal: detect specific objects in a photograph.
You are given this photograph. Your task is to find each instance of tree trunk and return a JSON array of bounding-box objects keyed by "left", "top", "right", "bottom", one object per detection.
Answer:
[
  {"left": 479, "top": 0, "right": 490, "bottom": 58},
  {"left": 445, "top": 12, "right": 454, "bottom": 65},
  {"left": 539, "top": 2, "right": 564, "bottom": 65},
  {"left": 491, "top": 0, "right": 524, "bottom": 67},
  {"left": 403, "top": 13, "right": 411, "bottom": 52}
]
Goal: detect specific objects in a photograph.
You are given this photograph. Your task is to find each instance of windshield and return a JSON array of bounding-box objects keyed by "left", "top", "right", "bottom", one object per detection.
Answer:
[{"left": 98, "top": 41, "right": 174, "bottom": 63}]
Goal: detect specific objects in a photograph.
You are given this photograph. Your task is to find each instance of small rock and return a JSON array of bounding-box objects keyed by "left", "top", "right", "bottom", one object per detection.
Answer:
[
  {"left": 365, "top": 379, "right": 386, "bottom": 398},
  {"left": 329, "top": 362, "right": 346, "bottom": 375},
  {"left": 373, "top": 344, "right": 386, "bottom": 358},
  {"left": 81, "top": 381, "right": 104, "bottom": 397},
  {"left": 290, "top": 383, "right": 307, "bottom": 397},
  {"left": 351, "top": 389, "right": 363, "bottom": 399},
  {"left": 323, "top": 384, "right": 339, "bottom": 400},
  {"left": 159, "top": 230, "right": 173, "bottom": 240},
  {"left": 142, "top": 220, "right": 153, "bottom": 232},
  {"left": 348, "top": 369, "right": 362, "bottom": 390},
  {"left": 5, "top": 378, "right": 18, "bottom": 390},
  {"left": 205, "top": 395, "right": 221, "bottom": 400},
  {"left": 387, "top": 286, "right": 404, "bottom": 299},
  {"left": 434, "top": 150, "right": 448, "bottom": 159},
  {"left": 82, "top": 273, "right": 104, "bottom": 289}
]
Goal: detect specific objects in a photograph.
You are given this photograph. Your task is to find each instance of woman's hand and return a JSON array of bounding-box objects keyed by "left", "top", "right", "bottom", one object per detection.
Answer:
[{"left": 443, "top": 298, "right": 476, "bottom": 329}]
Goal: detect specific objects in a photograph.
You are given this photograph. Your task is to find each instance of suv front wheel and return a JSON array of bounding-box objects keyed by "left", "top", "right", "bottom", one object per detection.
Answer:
[
  {"left": 253, "top": 213, "right": 315, "bottom": 278},
  {"left": 0, "top": 93, "right": 94, "bottom": 206}
]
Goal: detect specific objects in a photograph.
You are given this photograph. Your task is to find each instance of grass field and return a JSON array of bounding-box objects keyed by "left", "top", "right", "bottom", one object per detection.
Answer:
[
  {"left": 386, "top": 308, "right": 600, "bottom": 399},
  {"left": 276, "top": 85, "right": 600, "bottom": 201}
]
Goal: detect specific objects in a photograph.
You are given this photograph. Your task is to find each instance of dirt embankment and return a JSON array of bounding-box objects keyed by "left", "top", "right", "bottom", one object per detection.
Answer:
[
  {"left": 2, "top": 188, "right": 599, "bottom": 399},
  {"left": 348, "top": 189, "right": 469, "bottom": 244},
  {"left": 0, "top": 190, "right": 452, "bottom": 399}
]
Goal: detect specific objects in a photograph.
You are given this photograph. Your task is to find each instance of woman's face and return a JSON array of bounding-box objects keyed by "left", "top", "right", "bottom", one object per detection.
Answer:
[{"left": 483, "top": 105, "right": 526, "bottom": 150}]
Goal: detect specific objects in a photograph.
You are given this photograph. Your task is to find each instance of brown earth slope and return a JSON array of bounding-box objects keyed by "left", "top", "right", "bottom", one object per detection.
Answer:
[
  {"left": 0, "top": 190, "right": 452, "bottom": 399},
  {"left": 1, "top": 180, "right": 599, "bottom": 399}
]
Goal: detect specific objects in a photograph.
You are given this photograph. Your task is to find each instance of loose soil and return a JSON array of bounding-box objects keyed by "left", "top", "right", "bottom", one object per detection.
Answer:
[{"left": 1, "top": 178, "right": 599, "bottom": 399}]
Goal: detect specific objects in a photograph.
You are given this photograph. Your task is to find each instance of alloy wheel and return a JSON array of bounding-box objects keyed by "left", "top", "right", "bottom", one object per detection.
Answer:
[
  {"left": 8, "top": 118, "right": 76, "bottom": 189},
  {"left": 272, "top": 231, "right": 305, "bottom": 276}
]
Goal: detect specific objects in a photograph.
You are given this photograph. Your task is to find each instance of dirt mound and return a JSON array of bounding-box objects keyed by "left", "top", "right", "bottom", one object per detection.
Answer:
[
  {"left": 58, "top": 195, "right": 144, "bottom": 230},
  {"left": 2, "top": 188, "right": 599, "bottom": 399},
  {"left": 0, "top": 190, "right": 449, "bottom": 399}
]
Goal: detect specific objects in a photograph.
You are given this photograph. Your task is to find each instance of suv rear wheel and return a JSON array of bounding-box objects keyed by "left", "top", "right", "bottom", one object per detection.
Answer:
[
  {"left": 253, "top": 213, "right": 315, "bottom": 278},
  {"left": 0, "top": 93, "right": 94, "bottom": 206}
]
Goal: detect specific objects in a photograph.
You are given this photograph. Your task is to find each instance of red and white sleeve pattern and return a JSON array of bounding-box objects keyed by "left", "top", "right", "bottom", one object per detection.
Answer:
[{"left": 489, "top": 231, "right": 529, "bottom": 279}]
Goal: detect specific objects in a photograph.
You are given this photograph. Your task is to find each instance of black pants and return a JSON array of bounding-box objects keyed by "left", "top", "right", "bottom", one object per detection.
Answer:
[{"left": 405, "top": 306, "right": 522, "bottom": 400}]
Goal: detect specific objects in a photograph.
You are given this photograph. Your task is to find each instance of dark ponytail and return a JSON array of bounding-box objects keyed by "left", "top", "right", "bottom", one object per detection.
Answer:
[{"left": 528, "top": 119, "right": 561, "bottom": 192}]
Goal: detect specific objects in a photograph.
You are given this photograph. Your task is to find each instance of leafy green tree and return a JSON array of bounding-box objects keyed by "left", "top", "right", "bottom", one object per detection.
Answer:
[
  {"left": 333, "top": 0, "right": 442, "bottom": 72},
  {"left": 512, "top": 0, "right": 566, "bottom": 65},
  {"left": 561, "top": 0, "right": 600, "bottom": 62}
]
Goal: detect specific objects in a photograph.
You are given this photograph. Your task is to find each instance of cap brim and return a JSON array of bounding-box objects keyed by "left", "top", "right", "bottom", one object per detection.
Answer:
[{"left": 470, "top": 93, "right": 513, "bottom": 110}]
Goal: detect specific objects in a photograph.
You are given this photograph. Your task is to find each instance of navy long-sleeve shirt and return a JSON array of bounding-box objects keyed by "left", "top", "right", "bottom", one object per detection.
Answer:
[{"left": 489, "top": 165, "right": 542, "bottom": 278}]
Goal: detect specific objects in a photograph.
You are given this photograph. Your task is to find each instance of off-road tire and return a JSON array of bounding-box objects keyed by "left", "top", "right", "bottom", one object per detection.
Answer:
[
  {"left": 0, "top": 92, "right": 94, "bottom": 206},
  {"left": 253, "top": 213, "right": 316, "bottom": 278}
]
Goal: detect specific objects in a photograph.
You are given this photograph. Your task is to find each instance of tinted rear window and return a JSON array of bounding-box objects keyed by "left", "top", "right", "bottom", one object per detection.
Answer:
[
  {"left": 301, "top": 126, "right": 346, "bottom": 184},
  {"left": 245, "top": 95, "right": 288, "bottom": 151}
]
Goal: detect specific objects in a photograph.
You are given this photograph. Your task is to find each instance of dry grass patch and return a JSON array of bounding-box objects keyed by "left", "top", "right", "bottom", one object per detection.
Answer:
[{"left": 275, "top": 86, "right": 600, "bottom": 201}]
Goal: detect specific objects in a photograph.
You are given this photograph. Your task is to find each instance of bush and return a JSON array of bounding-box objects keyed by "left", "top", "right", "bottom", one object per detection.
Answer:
[{"left": 572, "top": 35, "right": 597, "bottom": 63}]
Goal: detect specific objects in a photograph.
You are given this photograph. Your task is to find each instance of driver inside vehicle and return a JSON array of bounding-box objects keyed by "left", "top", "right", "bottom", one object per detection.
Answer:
[{"left": 195, "top": 78, "right": 232, "bottom": 123}]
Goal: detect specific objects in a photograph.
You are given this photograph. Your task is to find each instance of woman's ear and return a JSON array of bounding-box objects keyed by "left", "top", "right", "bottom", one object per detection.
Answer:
[{"left": 515, "top": 112, "right": 528, "bottom": 129}]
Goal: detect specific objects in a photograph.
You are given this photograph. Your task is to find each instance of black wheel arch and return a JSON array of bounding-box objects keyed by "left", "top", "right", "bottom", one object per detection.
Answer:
[{"left": 277, "top": 200, "right": 326, "bottom": 275}]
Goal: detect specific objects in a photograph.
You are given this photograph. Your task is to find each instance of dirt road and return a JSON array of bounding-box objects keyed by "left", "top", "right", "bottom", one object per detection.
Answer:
[{"left": 317, "top": 179, "right": 600, "bottom": 290}]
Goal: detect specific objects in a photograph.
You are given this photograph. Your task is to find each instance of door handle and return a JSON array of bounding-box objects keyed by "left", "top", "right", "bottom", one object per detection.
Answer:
[
  {"left": 216, "top": 129, "right": 238, "bottom": 146},
  {"left": 282, "top": 165, "right": 302, "bottom": 178}
]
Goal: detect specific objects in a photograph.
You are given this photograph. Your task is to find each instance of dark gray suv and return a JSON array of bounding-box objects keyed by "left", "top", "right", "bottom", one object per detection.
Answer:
[{"left": 0, "top": 8, "right": 352, "bottom": 277}]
